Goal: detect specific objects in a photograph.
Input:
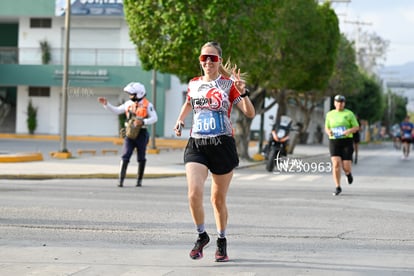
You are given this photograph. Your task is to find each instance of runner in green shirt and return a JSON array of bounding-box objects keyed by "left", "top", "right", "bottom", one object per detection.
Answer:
[{"left": 325, "top": 95, "right": 360, "bottom": 196}]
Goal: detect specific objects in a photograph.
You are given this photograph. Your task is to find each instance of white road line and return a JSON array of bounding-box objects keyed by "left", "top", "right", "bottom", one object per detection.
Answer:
[
  {"left": 233, "top": 173, "right": 325, "bottom": 182},
  {"left": 239, "top": 174, "right": 268, "bottom": 180},
  {"left": 269, "top": 174, "right": 295, "bottom": 181},
  {"left": 300, "top": 175, "right": 323, "bottom": 182}
]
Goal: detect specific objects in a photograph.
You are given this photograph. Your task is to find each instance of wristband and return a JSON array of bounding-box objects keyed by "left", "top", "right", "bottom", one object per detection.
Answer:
[{"left": 240, "top": 89, "right": 250, "bottom": 98}]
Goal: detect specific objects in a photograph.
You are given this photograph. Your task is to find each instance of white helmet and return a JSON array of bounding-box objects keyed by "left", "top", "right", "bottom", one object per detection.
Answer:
[{"left": 123, "top": 82, "right": 146, "bottom": 99}]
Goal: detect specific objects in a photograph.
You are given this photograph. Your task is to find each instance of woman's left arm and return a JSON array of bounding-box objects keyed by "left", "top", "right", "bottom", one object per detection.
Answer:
[
  {"left": 346, "top": 113, "right": 360, "bottom": 135},
  {"left": 236, "top": 94, "right": 255, "bottom": 118},
  {"left": 233, "top": 68, "right": 255, "bottom": 118},
  {"left": 345, "top": 126, "right": 360, "bottom": 136}
]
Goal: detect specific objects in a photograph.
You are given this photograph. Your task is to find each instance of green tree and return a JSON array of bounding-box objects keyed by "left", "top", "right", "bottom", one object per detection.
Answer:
[
  {"left": 326, "top": 35, "right": 363, "bottom": 98},
  {"left": 270, "top": 1, "right": 339, "bottom": 91},
  {"left": 124, "top": 0, "right": 261, "bottom": 82},
  {"left": 382, "top": 91, "right": 408, "bottom": 133},
  {"left": 345, "top": 74, "right": 384, "bottom": 124},
  {"left": 234, "top": 0, "right": 339, "bottom": 155},
  {"left": 281, "top": 2, "right": 340, "bottom": 149},
  {"left": 391, "top": 93, "right": 408, "bottom": 123}
]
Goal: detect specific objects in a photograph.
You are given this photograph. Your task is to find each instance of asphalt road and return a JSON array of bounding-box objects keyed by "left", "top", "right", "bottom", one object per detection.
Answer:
[{"left": 0, "top": 143, "right": 413, "bottom": 275}]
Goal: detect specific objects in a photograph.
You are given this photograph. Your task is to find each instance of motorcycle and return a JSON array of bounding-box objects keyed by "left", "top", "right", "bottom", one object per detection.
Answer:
[{"left": 263, "top": 115, "right": 293, "bottom": 172}]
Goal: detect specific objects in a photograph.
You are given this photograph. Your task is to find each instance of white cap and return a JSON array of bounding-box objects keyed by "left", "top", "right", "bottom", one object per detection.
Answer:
[{"left": 123, "top": 82, "right": 146, "bottom": 98}]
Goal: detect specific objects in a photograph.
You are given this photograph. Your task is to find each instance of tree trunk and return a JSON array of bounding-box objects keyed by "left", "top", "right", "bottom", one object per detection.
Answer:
[
  {"left": 234, "top": 112, "right": 253, "bottom": 160},
  {"left": 233, "top": 87, "right": 266, "bottom": 160},
  {"left": 275, "top": 89, "right": 288, "bottom": 126},
  {"left": 287, "top": 93, "right": 318, "bottom": 152}
]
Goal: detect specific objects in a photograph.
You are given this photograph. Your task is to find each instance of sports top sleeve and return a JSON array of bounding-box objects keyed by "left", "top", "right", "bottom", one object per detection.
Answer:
[
  {"left": 142, "top": 102, "right": 158, "bottom": 125},
  {"left": 104, "top": 101, "right": 131, "bottom": 115}
]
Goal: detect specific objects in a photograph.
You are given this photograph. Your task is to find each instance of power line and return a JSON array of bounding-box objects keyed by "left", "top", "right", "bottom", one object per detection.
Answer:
[{"left": 343, "top": 19, "right": 373, "bottom": 51}]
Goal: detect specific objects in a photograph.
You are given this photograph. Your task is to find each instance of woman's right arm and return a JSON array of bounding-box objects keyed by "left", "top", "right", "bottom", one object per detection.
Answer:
[{"left": 174, "top": 101, "right": 192, "bottom": 136}]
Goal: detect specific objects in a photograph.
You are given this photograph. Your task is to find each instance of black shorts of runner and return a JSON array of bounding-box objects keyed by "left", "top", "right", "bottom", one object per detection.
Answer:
[
  {"left": 329, "top": 138, "right": 354, "bottom": 160},
  {"left": 401, "top": 138, "right": 412, "bottom": 143},
  {"left": 184, "top": 135, "right": 239, "bottom": 175}
]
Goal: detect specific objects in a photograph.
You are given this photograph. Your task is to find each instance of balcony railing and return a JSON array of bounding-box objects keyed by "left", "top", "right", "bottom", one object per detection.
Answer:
[
  {"left": 0, "top": 47, "right": 18, "bottom": 64},
  {"left": 0, "top": 47, "right": 141, "bottom": 66}
]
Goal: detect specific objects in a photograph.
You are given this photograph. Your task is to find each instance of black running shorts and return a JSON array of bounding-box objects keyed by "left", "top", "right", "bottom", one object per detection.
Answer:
[
  {"left": 184, "top": 135, "right": 239, "bottom": 175},
  {"left": 329, "top": 138, "right": 354, "bottom": 160}
]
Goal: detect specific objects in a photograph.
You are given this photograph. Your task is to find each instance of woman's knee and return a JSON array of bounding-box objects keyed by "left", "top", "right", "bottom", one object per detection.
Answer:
[
  {"left": 188, "top": 184, "right": 204, "bottom": 206},
  {"left": 210, "top": 193, "right": 226, "bottom": 209}
]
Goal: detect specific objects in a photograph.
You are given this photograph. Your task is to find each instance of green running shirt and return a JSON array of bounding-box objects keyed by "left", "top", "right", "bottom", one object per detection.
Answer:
[{"left": 325, "top": 109, "right": 359, "bottom": 139}]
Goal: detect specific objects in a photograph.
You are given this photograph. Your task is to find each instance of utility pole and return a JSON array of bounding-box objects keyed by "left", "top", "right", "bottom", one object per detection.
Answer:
[
  {"left": 149, "top": 69, "right": 159, "bottom": 153},
  {"left": 381, "top": 71, "right": 400, "bottom": 134},
  {"left": 344, "top": 19, "right": 372, "bottom": 65},
  {"left": 60, "top": 0, "right": 71, "bottom": 154},
  {"left": 344, "top": 19, "right": 372, "bottom": 47}
]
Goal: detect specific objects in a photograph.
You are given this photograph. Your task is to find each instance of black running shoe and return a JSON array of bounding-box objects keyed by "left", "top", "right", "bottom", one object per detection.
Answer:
[
  {"left": 215, "top": 237, "right": 229, "bottom": 262},
  {"left": 333, "top": 186, "right": 342, "bottom": 196},
  {"left": 346, "top": 173, "right": 353, "bottom": 185},
  {"left": 189, "top": 232, "right": 210, "bottom": 260}
]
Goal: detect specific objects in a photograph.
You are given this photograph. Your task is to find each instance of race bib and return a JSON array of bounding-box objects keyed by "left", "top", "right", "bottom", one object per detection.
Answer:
[
  {"left": 403, "top": 133, "right": 411, "bottom": 138},
  {"left": 193, "top": 112, "right": 225, "bottom": 135},
  {"left": 332, "top": 126, "right": 346, "bottom": 138}
]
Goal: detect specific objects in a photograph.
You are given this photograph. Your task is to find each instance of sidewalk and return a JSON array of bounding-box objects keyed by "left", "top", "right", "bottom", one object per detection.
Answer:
[{"left": 0, "top": 134, "right": 328, "bottom": 179}]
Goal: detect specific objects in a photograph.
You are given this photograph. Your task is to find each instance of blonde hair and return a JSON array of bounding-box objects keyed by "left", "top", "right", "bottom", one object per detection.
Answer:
[{"left": 201, "top": 42, "right": 246, "bottom": 80}]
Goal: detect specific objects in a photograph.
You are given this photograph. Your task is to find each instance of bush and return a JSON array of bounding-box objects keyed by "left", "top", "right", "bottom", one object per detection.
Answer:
[
  {"left": 39, "top": 40, "right": 51, "bottom": 64},
  {"left": 27, "top": 99, "right": 37, "bottom": 134}
]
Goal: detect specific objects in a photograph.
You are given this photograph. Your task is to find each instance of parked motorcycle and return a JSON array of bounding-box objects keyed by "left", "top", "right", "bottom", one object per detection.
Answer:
[{"left": 263, "top": 115, "right": 293, "bottom": 172}]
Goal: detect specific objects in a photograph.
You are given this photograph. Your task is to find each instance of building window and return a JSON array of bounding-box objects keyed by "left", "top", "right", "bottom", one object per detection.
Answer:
[
  {"left": 30, "top": 18, "right": 52, "bottom": 28},
  {"left": 29, "top": 87, "right": 50, "bottom": 97}
]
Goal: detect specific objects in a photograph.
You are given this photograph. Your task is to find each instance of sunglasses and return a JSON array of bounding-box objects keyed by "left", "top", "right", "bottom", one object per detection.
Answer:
[{"left": 199, "top": 54, "right": 220, "bottom": 62}]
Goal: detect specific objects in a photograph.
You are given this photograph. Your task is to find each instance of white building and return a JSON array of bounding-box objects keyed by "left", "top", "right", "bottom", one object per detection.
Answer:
[{"left": 0, "top": 0, "right": 186, "bottom": 138}]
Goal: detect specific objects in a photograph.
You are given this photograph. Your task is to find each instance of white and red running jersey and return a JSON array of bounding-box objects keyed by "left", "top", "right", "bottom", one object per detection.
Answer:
[{"left": 186, "top": 75, "right": 241, "bottom": 139}]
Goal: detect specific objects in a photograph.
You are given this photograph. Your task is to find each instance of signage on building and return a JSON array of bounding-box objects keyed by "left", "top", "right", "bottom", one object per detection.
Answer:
[
  {"left": 55, "top": 0, "right": 124, "bottom": 16},
  {"left": 54, "top": 69, "right": 109, "bottom": 81}
]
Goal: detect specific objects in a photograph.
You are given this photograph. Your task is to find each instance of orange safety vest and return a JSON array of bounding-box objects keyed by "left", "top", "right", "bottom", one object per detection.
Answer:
[{"left": 126, "top": 98, "right": 149, "bottom": 119}]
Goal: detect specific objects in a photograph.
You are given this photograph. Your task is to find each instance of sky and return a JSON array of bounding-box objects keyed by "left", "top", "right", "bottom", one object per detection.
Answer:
[{"left": 331, "top": 0, "right": 414, "bottom": 67}]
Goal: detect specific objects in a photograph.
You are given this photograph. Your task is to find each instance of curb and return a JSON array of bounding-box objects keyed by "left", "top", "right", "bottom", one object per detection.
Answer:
[
  {"left": 0, "top": 134, "right": 190, "bottom": 162},
  {"left": 0, "top": 152, "right": 43, "bottom": 162},
  {"left": 0, "top": 162, "right": 263, "bottom": 180},
  {"left": 0, "top": 173, "right": 187, "bottom": 180}
]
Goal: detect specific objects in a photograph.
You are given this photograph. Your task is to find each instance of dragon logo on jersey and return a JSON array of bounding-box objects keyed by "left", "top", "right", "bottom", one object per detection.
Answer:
[{"left": 206, "top": 88, "right": 222, "bottom": 110}]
